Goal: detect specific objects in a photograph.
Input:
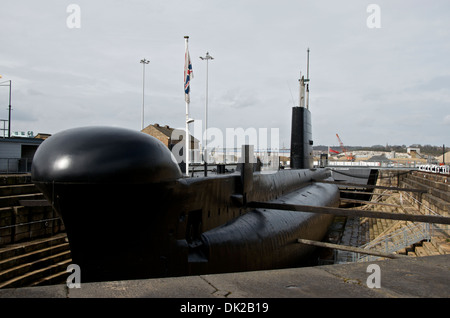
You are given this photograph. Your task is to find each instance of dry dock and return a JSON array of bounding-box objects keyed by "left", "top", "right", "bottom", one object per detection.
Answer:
[{"left": 0, "top": 170, "right": 449, "bottom": 299}]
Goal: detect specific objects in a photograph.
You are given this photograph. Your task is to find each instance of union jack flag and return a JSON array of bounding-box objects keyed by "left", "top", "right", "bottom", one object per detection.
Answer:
[{"left": 184, "top": 45, "right": 193, "bottom": 103}]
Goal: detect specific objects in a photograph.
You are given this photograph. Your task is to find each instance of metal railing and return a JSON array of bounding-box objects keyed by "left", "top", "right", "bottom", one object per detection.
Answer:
[
  {"left": 335, "top": 187, "right": 449, "bottom": 263},
  {"left": 0, "top": 158, "right": 32, "bottom": 174},
  {"left": 359, "top": 223, "right": 432, "bottom": 262},
  {"left": 335, "top": 222, "right": 433, "bottom": 263},
  {"left": 0, "top": 214, "right": 65, "bottom": 246}
]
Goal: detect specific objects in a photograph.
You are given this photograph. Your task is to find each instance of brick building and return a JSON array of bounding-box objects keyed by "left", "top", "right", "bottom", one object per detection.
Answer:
[{"left": 141, "top": 123, "right": 198, "bottom": 151}]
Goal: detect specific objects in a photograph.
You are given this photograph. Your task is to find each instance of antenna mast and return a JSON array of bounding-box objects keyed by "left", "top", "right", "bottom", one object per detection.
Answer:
[
  {"left": 305, "top": 48, "right": 310, "bottom": 109},
  {"left": 298, "top": 48, "right": 310, "bottom": 109},
  {"left": 299, "top": 72, "right": 305, "bottom": 107}
]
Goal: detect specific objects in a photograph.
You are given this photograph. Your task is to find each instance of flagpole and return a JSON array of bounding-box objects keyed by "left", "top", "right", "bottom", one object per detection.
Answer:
[
  {"left": 185, "top": 99, "right": 190, "bottom": 176},
  {"left": 140, "top": 58, "right": 150, "bottom": 131},
  {"left": 0, "top": 79, "right": 12, "bottom": 137},
  {"left": 184, "top": 36, "right": 190, "bottom": 176},
  {"left": 200, "top": 52, "right": 214, "bottom": 168}
]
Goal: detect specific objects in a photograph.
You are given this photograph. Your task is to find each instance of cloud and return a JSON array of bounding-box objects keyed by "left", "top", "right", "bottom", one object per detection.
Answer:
[
  {"left": 216, "top": 88, "right": 260, "bottom": 110},
  {"left": 443, "top": 115, "right": 450, "bottom": 125},
  {"left": 1, "top": 1, "right": 450, "bottom": 146}
]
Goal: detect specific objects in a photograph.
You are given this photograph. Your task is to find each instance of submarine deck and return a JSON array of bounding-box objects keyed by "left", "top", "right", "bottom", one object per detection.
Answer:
[{"left": 0, "top": 254, "right": 448, "bottom": 298}]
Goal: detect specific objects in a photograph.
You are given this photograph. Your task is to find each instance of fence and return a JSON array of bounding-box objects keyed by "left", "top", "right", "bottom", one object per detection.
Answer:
[
  {"left": 334, "top": 223, "right": 434, "bottom": 263},
  {"left": 326, "top": 161, "right": 422, "bottom": 168},
  {"left": 0, "top": 205, "right": 65, "bottom": 246},
  {"left": 0, "top": 158, "right": 32, "bottom": 174},
  {"left": 335, "top": 189, "right": 449, "bottom": 264}
]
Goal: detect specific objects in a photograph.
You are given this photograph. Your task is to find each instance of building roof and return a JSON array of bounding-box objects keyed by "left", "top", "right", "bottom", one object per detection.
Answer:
[
  {"left": 34, "top": 133, "right": 51, "bottom": 140},
  {"left": 366, "top": 154, "right": 391, "bottom": 162},
  {"left": 0, "top": 136, "right": 44, "bottom": 145},
  {"left": 141, "top": 123, "right": 198, "bottom": 142},
  {"left": 436, "top": 151, "right": 450, "bottom": 164},
  {"left": 147, "top": 124, "right": 173, "bottom": 137}
]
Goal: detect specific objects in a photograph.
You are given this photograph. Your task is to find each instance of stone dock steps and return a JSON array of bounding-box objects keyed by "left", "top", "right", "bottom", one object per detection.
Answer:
[
  {"left": 0, "top": 233, "right": 71, "bottom": 288},
  {"left": 0, "top": 174, "right": 70, "bottom": 288},
  {"left": 336, "top": 170, "right": 450, "bottom": 263}
]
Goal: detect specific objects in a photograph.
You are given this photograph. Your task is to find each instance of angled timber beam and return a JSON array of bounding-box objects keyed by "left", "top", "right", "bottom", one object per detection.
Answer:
[
  {"left": 247, "top": 201, "right": 450, "bottom": 225},
  {"left": 297, "top": 239, "right": 409, "bottom": 259},
  {"left": 339, "top": 198, "right": 401, "bottom": 207},
  {"left": 312, "top": 179, "right": 427, "bottom": 193}
]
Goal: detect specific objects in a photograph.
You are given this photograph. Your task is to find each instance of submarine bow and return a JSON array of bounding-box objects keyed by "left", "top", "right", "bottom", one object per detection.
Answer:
[{"left": 32, "top": 126, "right": 186, "bottom": 281}]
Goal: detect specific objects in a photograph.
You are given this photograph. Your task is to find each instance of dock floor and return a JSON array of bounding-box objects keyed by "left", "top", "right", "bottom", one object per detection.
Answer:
[{"left": 0, "top": 254, "right": 448, "bottom": 299}]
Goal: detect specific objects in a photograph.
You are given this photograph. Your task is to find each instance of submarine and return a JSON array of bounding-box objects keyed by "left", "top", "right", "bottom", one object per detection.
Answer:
[{"left": 31, "top": 103, "right": 340, "bottom": 283}]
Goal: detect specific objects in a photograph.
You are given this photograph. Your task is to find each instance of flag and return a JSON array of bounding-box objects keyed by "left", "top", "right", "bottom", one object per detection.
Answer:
[{"left": 184, "top": 43, "right": 193, "bottom": 103}]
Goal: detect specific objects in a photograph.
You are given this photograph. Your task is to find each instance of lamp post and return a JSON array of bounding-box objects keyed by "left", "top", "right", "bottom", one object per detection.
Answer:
[
  {"left": 199, "top": 52, "right": 213, "bottom": 167},
  {"left": 140, "top": 58, "right": 150, "bottom": 130},
  {"left": 0, "top": 80, "right": 12, "bottom": 137}
]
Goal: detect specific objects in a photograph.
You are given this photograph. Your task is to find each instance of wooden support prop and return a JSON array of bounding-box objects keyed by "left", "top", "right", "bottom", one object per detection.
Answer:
[
  {"left": 247, "top": 201, "right": 450, "bottom": 225},
  {"left": 340, "top": 198, "right": 401, "bottom": 207},
  {"left": 339, "top": 189, "right": 392, "bottom": 196},
  {"left": 314, "top": 180, "right": 427, "bottom": 193},
  {"left": 297, "top": 238, "right": 408, "bottom": 259}
]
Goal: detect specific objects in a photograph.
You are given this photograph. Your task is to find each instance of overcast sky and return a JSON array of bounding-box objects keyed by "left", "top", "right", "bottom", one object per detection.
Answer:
[{"left": 1, "top": 1, "right": 449, "bottom": 148}]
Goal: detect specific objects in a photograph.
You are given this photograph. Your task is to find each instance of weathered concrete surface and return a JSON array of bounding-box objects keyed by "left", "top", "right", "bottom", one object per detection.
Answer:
[{"left": 0, "top": 254, "right": 448, "bottom": 298}]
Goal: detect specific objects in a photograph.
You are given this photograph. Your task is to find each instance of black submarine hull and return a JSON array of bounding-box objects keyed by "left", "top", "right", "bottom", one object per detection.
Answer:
[
  {"left": 31, "top": 108, "right": 340, "bottom": 283},
  {"left": 198, "top": 179, "right": 339, "bottom": 275}
]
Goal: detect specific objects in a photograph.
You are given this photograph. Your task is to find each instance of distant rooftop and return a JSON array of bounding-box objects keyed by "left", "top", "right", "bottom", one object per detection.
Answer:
[{"left": 141, "top": 123, "right": 198, "bottom": 142}]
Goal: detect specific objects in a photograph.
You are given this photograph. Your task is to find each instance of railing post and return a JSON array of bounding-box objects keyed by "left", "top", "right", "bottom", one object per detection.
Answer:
[{"left": 403, "top": 230, "right": 407, "bottom": 249}]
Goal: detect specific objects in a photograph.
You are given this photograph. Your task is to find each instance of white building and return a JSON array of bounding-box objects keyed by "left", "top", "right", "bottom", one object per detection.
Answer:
[{"left": 0, "top": 136, "right": 45, "bottom": 173}]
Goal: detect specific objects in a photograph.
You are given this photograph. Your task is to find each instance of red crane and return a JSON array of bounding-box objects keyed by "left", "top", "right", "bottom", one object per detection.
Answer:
[{"left": 336, "top": 134, "right": 354, "bottom": 161}]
